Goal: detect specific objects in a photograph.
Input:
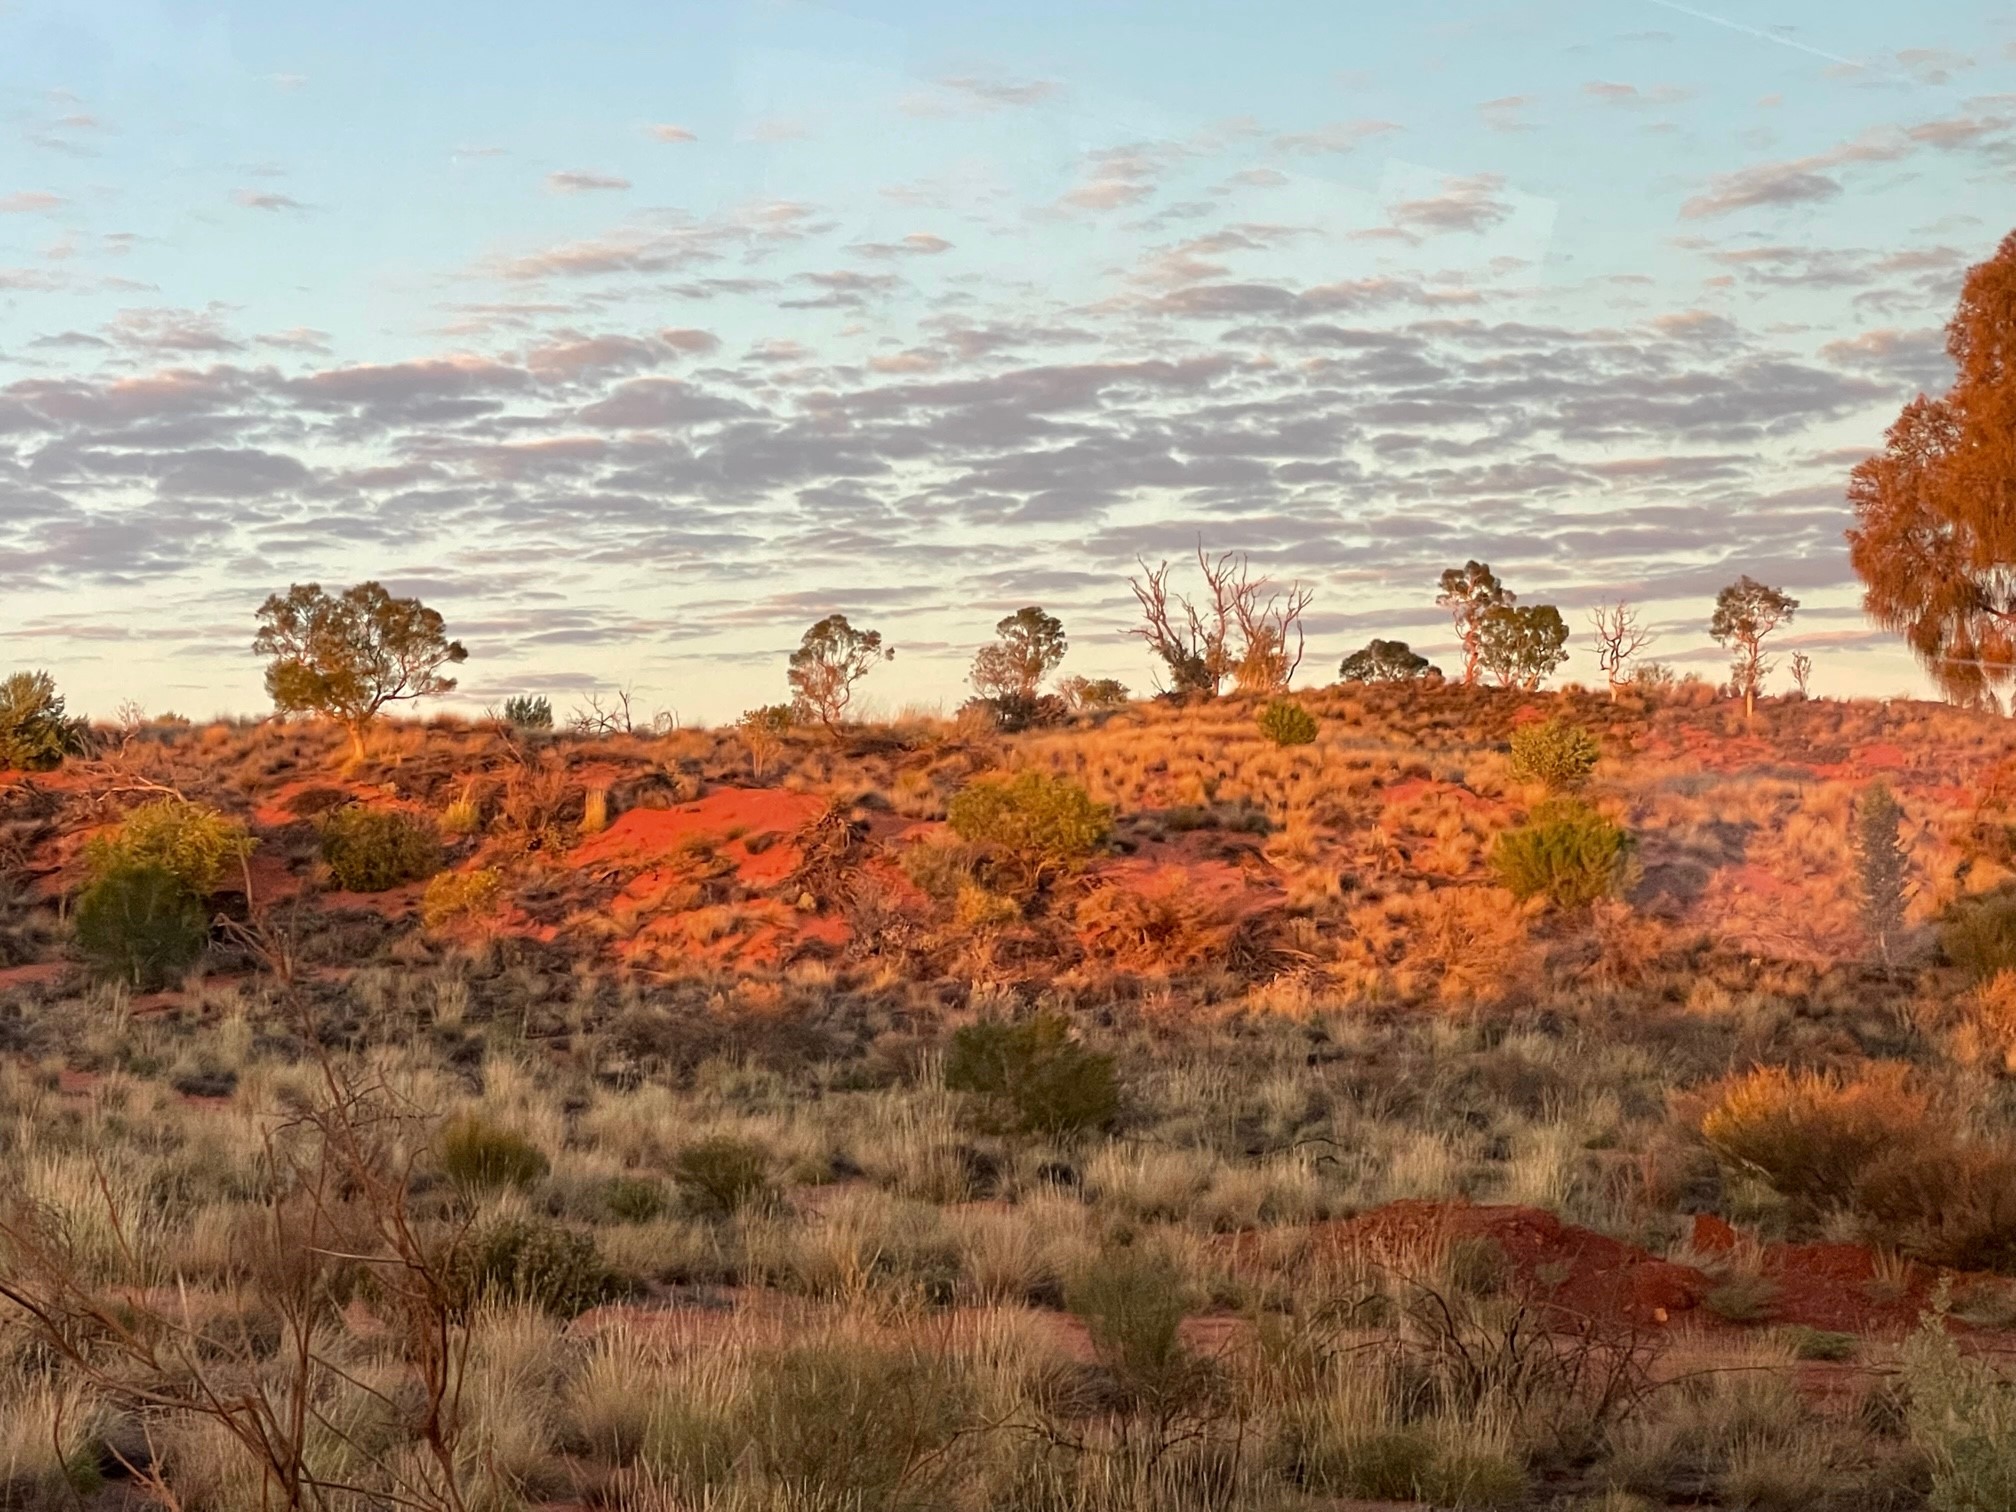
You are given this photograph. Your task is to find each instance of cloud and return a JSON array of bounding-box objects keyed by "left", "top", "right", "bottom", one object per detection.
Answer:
[
  {"left": 1479, "top": 96, "right": 1535, "bottom": 133},
  {"left": 105, "top": 307, "right": 243, "bottom": 353},
  {"left": 233, "top": 189, "right": 308, "bottom": 212},
  {"left": 1582, "top": 81, "right": 1692, "bottom": 106},
  {"left": 1059, "top": 144, "right": 1182, "bottom": 212},
  {"left": 1378, "top": 173, "right": 1513, "bottom": 237},
  {"left": 0, "top": 192, "right": 64, "bottom": 213},
  {"left": 852, "top": 232, "right": 953, "bottom": 259},
  {"left": 546, "top": 170, "right": 632, "bottom": 193},
  {"left": 1271, "top": 119, "right": 1401, "bottom": 155},
  {"left": 646, "top": 124, "right": 697, "bottom": 143},
  {"left": 1682, "top": 107, "right": 2016, "bottom": 218},
  {"left": 902, "top": 75, "right": 1063, "bottom": 116}
]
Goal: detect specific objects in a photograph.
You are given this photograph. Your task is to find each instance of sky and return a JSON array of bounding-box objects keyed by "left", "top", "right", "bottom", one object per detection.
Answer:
[{"left": 0, "top": 0, "right": 2011, "bottom": 725}]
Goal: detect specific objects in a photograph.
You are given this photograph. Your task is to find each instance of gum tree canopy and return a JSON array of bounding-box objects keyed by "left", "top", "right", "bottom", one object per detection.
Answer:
[
  {"left": 1849, "top": 230, "right": 2016, "bottom": 707},
  {"left": 254, "top": 581, "right": 468, "bottom": 757}
]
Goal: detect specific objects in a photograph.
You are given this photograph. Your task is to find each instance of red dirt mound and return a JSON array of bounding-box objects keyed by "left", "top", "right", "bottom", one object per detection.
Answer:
[
  {"left": 1249, "top": 1201, "right": 2016, "bottom": 1336},
  {"left": 573, "top": 788, "right": 829, "bottom": 888}
]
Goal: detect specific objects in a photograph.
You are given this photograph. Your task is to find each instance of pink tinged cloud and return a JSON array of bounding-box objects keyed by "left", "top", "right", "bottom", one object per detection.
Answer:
[
  {"left": 547, "top": 170, "right": 632, "bottom": 193},
  {"left": 0, "top": 192, "right": 65, "bottom": 213},
  {"left": 233, "top": 189, "right": 307, "bottom": 211},
  {"left": 647, "top": 124, "right": 697, "bottom": 143}
]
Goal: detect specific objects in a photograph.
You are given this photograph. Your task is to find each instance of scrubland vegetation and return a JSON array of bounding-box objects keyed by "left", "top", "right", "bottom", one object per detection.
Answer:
[
  {"left": 2, "top": 674, "right": 2016, "bottom": 1512},
  {"left": 0, "top": 222, "right": 2011, "bottom": 1512}
]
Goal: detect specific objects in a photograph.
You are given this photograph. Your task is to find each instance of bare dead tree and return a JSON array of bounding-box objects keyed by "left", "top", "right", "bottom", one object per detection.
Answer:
[
  {"left": 1229, "top": 574, "right": 1314, "bottom": 695},
  {"left": 0, "top": 1040, "right": 475, "bottom": 1512},
  {"left": 1587, "top": 602, "right": 1655, "bottom": 700},
  {"left": 1129, "top": 544, "right": 1311, "bottom": 697},
  {"left": 1790, "top": 652, "right": 1814, "bottom": 697}
]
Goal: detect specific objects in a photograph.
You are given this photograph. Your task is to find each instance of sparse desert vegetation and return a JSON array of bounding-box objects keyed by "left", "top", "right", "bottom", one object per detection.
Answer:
[{"left": 2, "top": 670, "right": 2016, "bottom": 1511}]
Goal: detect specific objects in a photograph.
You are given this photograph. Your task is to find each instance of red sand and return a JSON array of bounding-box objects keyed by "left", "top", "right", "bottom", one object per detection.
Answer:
[
  {"left": 573, "top": 788, "right": 829, "bottom": 888},
  {"left": 1241, "top": 1200, "right": 2014, "bottom": 1336}
]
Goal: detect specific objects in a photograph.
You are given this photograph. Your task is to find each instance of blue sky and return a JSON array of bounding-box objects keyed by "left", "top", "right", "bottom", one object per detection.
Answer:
[{"left": 1, "top": 0, "right": 2011, "bottom": 722}]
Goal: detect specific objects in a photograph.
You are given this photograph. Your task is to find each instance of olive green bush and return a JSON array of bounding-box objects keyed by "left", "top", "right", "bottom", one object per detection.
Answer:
[
  {"left": 946, "top": 770, "right": 1111, "bottom": 891},
  {"left": 944, "top": 1013, "right": 1120, "bottom": 1134},
  {"left": 1489, "top": 800, "right": 1632, "bottom": 908},
  {"left": 73, "top": 863, "right": 208, "bottom": 989},
  {"left": 1256, "top": 699, "right": 1319, "bottom": 748},
  {"left": 320, "top": 805, "right": 443, "bottom": 892}
]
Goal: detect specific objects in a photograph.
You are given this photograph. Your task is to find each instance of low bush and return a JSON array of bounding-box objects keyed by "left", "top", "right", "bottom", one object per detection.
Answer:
[
  {"left": 1256, "top": 699, "right": 1318, "bottom": 747},
  {"left": 421, "top": 868, "right": 504, "bottom": 929},
  {"left": 446, "top": 1215, "right": 615, "bottom": 1316},
  {"left": 1941, "top": 889, "right": 2016, "bottom": 983},
  {"left": 671, "top": 1136, "right": 774, "bottom": 1218},
  {"left": 946, "top": 770, "right": 1111, "bottom": 891},
  {"left": 502, "top": 694, "right": 554, "bottom": 730},
  {"left": 1698, "top": 1065, "right": 1928, "bottom": 1218},
  {"left": 1059, "top": 674, "right": 1130, "bottom": 711},
  {"left": 0, "top": 671, "right": 88, "bottom": 771},
  {"left": 944, "top": 1013, "right": 1119, "bottom": 1135},
  {"left": 439, "top": 1113, "right": 551, "bottom": 1193},
  {"left": 742, "top": 1341, "right": 976, "bottom": 1512},
  {"left": 1489, "top": 799, "right": 1632, "bottom": 907},
  {"left": 320, "top": 805, "right": 443, "bottom": 892},
  {"left": 1902, "top": 1292, "right": 2016, "bottom": 1511},
  {"left": 72, "top": 863, "right": 208, "bottom": 989},
  {"left": 85, "top": 798, "right": 253, "bottom": 896},
  {"left": 1508, "top": 716, "right": 1601, "bottom": 792},
  {"left": 1067, "top": 1247, "right": 1209, "bottom": 1412}
]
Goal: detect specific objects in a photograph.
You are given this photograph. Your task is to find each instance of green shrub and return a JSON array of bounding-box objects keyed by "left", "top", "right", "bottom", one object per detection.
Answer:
[
  {"left": 1489, "top": 799, "right": 1632, "bottom": 907},
  {"left": 439, "top": 1113, "right": 550, "bottom": 1193},
  {"left": 0, "top": 671, "right": 88, "bottom": 771},
  {"left": 1066, "top": 1247, "right": 1204, "bottom": 1411},
  {"left": 742, "top": 1342, "right": 975, "bottom": 1511},
  {"left": 1507, "top": 716, "right": 1600, "bottom": 792},
  {"left": 502, "top": 694, "right": 553, "bottom": 730},
  {"left": 1941, "top": 890, "right": 2016, "bottom": 982},
  {"left": 72, "top": 863, "right": 208, "bottom": 989},
  {"left": 85, "top": 799, "right": 253, "bottom": 896},
  {"left": 671, "top": 1136, "right": 774, "bottom": 1218},
  {"left": 946, "top": 770, "right": 1111, "bottom": 890},
  {"left": 446, "top": 1215, "right": 614, "bottom": 1317},
  {"left": 1256, "top": 699, "right": 1318, "bottom": 747},
  {"left": 944, "top": 1013, "right": 1119, "bottom": 1134},
  {"left": 598, "top": 1175, "right": 670, "bottom": 1224},
  {"left": 1902, "top": 1291, "right": 2016, "bottom": 1511},
  {"left": 320, "top": 805, "right": 443, "bottom": 892},
  {"left": 420, "top": 868, "right": 504, "bottom": 929},
  {"left": 1781, "top": 1326, "right": 1857, "bottom": 1362}
]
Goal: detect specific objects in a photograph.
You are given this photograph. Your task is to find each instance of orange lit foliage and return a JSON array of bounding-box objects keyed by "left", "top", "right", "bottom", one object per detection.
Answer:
[{"left": 1848, "top": 230, "right": 2016, "bottom": 706}]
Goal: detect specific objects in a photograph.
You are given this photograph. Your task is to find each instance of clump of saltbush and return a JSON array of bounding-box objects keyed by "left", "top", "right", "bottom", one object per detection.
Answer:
[
  {"left": 0, "top": 670, "right": 88, "bottom": 771},
  {"left": 1489, "top": 799, "right": 1632, "bottom": 908},
  {"left": 320, "top": 805, "right": 443, "bottom": 892},
  {"left": 86, "top": 798, "right": 253, "bottom": 896},
  {"left": 73, "top": 862, "right": 209, "bottom": 989},
  {"left": 1940, "top": 889, "right": 2016, "bottom": 983},
  {"left": 439, "top": 1112, "right": 550, "bottom": 1193},
  {"left": 671, "top": 1135, "right": 775, "bottom": 1218},
  {"left": 420, "top": 868, "right": 504, "bottom": 929},
  {"left": 445, "top": 1214, "right": 616, "bottom": 1316},
  {"left": 946, "top": 770, "right": 1111, "bottom": 891},
  {"left": 1507, "top": 716, "right": 1600, "bottom": 792},
  {"left": 1256, "top": 699, "right": 1318, "bottom": 748},
  {"left": 944, "top": 1012, "right": 1120, "bottom": 1135}
]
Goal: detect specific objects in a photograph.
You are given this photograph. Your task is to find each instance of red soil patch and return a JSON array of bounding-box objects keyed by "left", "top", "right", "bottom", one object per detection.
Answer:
[
  {"left": 1243, "top": 1201, "right": 2016, "bottom": 1337},
  {"left": 0, "top": 961, "right": 67, "bottom": 994},
  {"left": 573, "top": 788, "right": 828, "bottom": 888}
]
